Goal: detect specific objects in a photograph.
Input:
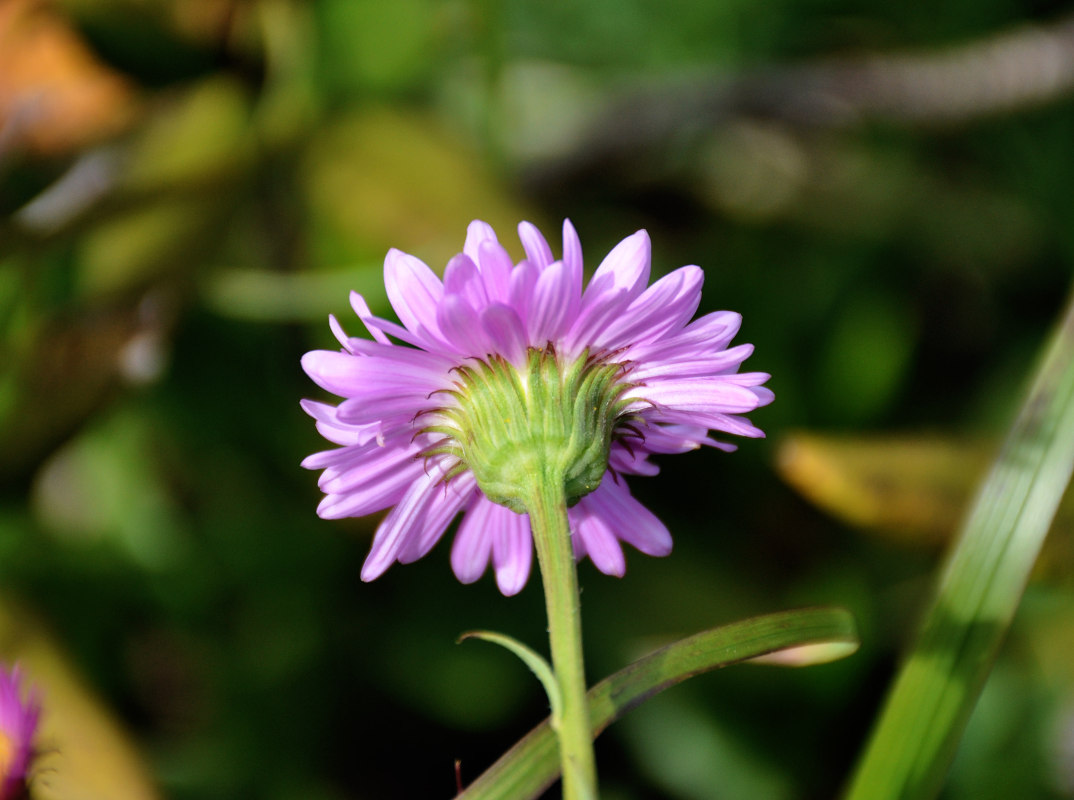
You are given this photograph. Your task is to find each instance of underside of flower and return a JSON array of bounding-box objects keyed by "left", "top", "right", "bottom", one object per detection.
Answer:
[
  {"left": 422, "top": 347, "right": 635, "bottom": 513},
  {"left": 301, "top": 219, "right": 773, "bottom": 594}
]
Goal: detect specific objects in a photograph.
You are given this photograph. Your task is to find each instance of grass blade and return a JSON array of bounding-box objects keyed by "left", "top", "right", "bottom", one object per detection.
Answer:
[{"left": 844, "top": 289, "right": 1074, "bottom": 800}]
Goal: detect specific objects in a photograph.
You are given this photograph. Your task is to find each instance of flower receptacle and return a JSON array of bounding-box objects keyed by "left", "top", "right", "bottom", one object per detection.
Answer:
[{"left": 426, "top": 347, "right": 633, "bottom": 515}]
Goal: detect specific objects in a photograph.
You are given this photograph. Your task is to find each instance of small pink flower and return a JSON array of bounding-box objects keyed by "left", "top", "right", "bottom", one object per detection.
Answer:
[
  {"left": 302, "top": 220, "right": 772, "bottom": 594},
  {"left": 0, "top": 666, "right": 40, "bottom": 800}
]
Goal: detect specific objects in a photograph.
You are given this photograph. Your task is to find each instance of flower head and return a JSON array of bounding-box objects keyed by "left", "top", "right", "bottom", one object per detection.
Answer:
[
  {"left": 0, "top": 665, "right": 40, "bottom": 799},
  {"left": 302, "top": 220, "right": 772, "bottom": 595}
]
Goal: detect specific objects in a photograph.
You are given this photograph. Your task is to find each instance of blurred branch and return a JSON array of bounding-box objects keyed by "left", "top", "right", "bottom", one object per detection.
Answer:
[
  {"left": 538, "top": 12, "right": 1074, "bottom": 179},
  {"left": 748, "top": 13, "right": 1074, "bottom": 126}
]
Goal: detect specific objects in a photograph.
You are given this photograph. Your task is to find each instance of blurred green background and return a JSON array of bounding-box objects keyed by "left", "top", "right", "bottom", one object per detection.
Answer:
[{"left": 3, "top": 0, "right": 1074, "bottom": 798}]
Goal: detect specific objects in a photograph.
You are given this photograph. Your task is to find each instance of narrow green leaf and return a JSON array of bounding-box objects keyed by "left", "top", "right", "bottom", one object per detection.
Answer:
[
  {"left": 458, "top": 606, "right": 858, "bottom": 800},
  {"left": 458, "top": 630, "right": 563, "bottom": 727},
  {"left": 844, "top": 288, "right": 1074, "bottom": 800}
]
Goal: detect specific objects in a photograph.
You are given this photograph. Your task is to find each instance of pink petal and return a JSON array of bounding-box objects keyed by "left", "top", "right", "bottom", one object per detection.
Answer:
[
  {"left": 654, "top": 409, "right": 767, "bottom": 438},
  {"left": 300, "top": 399, "right": 372, "bottom": 446},
  {"left": 582, "top": 477, "right": 672, "bottom": 556},
  {"left": 583, "top": 229, "right": 651, "bottom": 305},
  {"left": 443, "top": 254, "right": 490, "bottom": 311},
  {"left": 384, "top": 249, "right": 446, "bottom": 347},
  {"left": 451, "top": 495, "right": 496, "bottom": 583},
  {"left": 481, "top": 304, "right": 528, "bottom": 365},
  {"left": 398, "top": 473, "right": 476, "bottom": 563},
  {"left": 317, "top": 451, "right": 425, "bottom": 520},
  {"left": 564, "top": 287, "right": 632, "bottom": 357},
  {"left": 349, "top": 292, "right": 391, "bottom": 344},
  {"left": 361, "top": 467, "right": 470, "bottom": 581},
  {"left": 609, "top": 446, "right": 661, "bottom": 476},
  {"left": 492, "top": 505, "right": 532, "bottom": 595},
  {"left": 509, "top": 260, "right": 539, "bottom": 328},
  {"left": 627, "top": 344, "right": 756, "bottom": 382},
  {"left": 519, "top": 221, "right": 554, "bottom": 269},
  {"left": 562, "top": 219, "right": 583, "bottom": 276},
  {"left": 463, "top": 220, "right": 498, "bottom": 263},
  {"left": 569, "top": 498, "right": 627, "bottom": 576},
  {"left": 476, "top": 240, "right": 514, "bottom": 303},
  {"left": 438, "top": 293, "right": 493, "bottom": 357},
  {"left": 595, "top": 266, "right": 703, "bottom": 351},
  {"left": 528, "top": 260, "right": 581, "bottom": 345},
  {"left": 631, "top": 377, "right": 766, "bottom": 415}
]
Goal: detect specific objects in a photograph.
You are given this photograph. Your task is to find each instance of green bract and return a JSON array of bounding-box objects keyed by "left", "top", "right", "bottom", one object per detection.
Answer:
[{"left": 423, "top": 348, "right": 635, "bottom": 514}]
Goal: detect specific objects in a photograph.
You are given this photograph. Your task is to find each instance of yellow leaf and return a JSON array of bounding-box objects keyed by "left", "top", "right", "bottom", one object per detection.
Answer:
[
  {"left": 775, "top": 431, "right": 1074, "bottom": 576},
  {"left": 776, "top": 432, "right": 992, "bottom": 545}
]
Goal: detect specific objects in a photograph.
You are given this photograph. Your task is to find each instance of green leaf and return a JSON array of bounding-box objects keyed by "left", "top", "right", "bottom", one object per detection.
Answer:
[
  {"left": 844, "top": 288, "right": 1074, "bottom": 800},
  {"left": 458, "top": 630, "right": 563, "bottom": 728},
  {"left": 457, "top": 607, "right": 858, "bottom": 800}
]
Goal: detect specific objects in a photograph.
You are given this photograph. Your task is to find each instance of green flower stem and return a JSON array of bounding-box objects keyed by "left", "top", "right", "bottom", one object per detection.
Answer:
[
  {"left": 527, "top": 471, "right": 598, "bottom": 800},
  {"left": 458, "top": 607, "right": 858, "bottom": 800}
]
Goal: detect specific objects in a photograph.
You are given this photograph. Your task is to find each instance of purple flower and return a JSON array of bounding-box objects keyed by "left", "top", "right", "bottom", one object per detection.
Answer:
[
  {"left": 0, "top": 666, "right": 40, "bottom": 799},
  {"left": 302, "top": 221, "right": 772, "bottom": 595}
]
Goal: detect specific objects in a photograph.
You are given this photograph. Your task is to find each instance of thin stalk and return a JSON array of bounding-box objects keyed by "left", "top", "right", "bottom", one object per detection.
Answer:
[{"left": 527, "top": 471, "right": 598, "bottom": 800}]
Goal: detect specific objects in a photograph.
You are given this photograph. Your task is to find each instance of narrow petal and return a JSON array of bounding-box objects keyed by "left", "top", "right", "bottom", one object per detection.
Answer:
[
  {"left": 300, "top": 399, "right": 373, "bottom": 446},
  {"left": 451, "top": 495, "right": 497, "bottom": 583},
  {"left": 654, "top": 409, "right": 767, "bottom": 438},
  {"left": 609, "top": 446, "right": 661, "bottom": 476},
  {"left": 562, "top": 219, "right": 583, "bottom": 276},
  {"left": 519, "top": 221, "right": 554, "bottom": 269},
  {"left": 398, "top": 473, "right": 476, "bottom": 563},
  {"left": 317, "top": 453, "right": 425, "bottom": 520},
  {"left": 481, "top": 304, "right": 528, "bottom": 365},
  {"left": 752, "top": 385, "right": 775, "bottom": 407},
  {"left": 303, "top": 348, "right": 448, "bottom": 398},
  {"left": 477, "top": 240, "right": 514, "bottom": 303},
  {"left": 361, "top": 467, "right": 467, "bottom": 580},
  {"left": 509, "top": 260, "right": 539, "bottom": 328},
  {"left": 570, "top": 498, "right": 627, "bottom": 576},
  {"left": 565, "top": 287, "right": 632, "bottom": 357},
  {"left": 384, "top": 248, "right": 446, "bottom": 346},
  {"left": 627, "top": 423, "right": 711, "bottom": 454},
  {"left": 528, "top": 260, "right": 580, "bottom": 345},
  {"left": 631, "top": 310, "right": 744, "bottom": 364},
  {"left": 582, "top": 477, "right": 672, "bottom": 556},
  {"left": 359, "top": 313, "right": 435, "bottom": 350},
  {"left": 463, "top": 220, "right": 498, "bottom": 263},
  {"left": 328, "top": 315, "right": 357, "bottom": 353},
  {"left": 443, "top": 254, "right": 490, "bottom": 311},
  {"left": 626, "top": 344, "right": 756, "bottom": 382},
  {"left": 350, "top": 292, "right": 390, "bottom": 344},
  {"left": 318, "top": 440, "right": 417, "bottom": 495},
  {"left": 583, "top": 229, "right": 650, "bottom": 305},
  {"left": 595, "top": 266, "right": 703, "bottom": 350},
  {"left": 438, "top": 293, "right": 493, "bottom": 356},
  {"left": 491, "top": 504, "right": 532, "bottom": 595},
  {"left": 631, "top": 377, "right": 766, "bottom": 414}
]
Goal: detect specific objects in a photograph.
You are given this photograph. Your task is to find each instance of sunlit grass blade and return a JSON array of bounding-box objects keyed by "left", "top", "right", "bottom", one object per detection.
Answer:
[
  {"left": 458, "top": 606, "right": 858, "bottom": 800},
  {"left": 844, "top": 288, "right": 1074, "bottom": 800}
]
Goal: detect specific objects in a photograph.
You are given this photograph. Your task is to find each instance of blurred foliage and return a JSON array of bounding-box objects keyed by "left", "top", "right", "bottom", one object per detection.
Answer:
[{"left": 2, "top": 0, "right": 1074, "bottom": 798}]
